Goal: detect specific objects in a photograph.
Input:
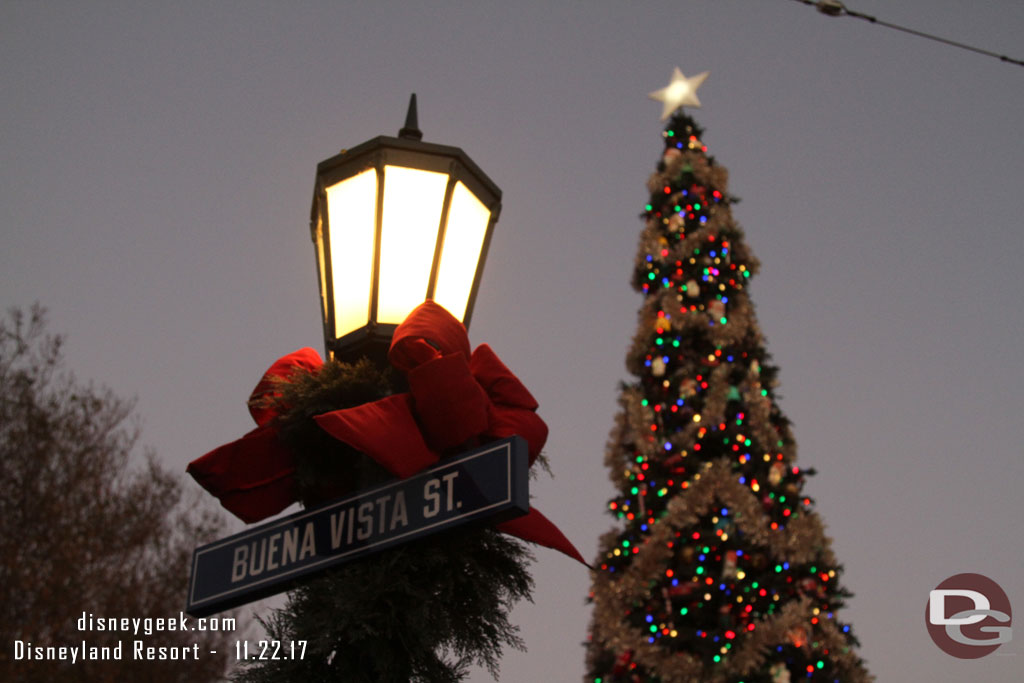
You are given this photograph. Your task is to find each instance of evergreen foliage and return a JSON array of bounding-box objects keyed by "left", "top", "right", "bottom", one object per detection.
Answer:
[
  {"left": 233, "top": 357, "right": 535, "bottom": 683},
  {"left": 584, "top": 113, "right": 871, "bottom": 682}
]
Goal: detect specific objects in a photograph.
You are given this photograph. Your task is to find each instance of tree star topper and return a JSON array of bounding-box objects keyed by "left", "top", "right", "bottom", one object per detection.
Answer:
[{"left": 649, "top": 67, "right": 710, "bottom": 120}]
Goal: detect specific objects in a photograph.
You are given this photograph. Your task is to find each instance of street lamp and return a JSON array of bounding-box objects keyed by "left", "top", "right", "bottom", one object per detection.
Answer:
[{"left": 310, "top": 94, "right": 502, "bottom": 363}]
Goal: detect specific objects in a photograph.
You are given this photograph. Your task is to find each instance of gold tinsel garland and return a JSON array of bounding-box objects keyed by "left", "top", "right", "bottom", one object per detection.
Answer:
[
  {"left": 588, "top": 458, "right": 871, "bottom": 682},
  {"left": 591, "top": 137, "right": 871, "bottom": 681}
]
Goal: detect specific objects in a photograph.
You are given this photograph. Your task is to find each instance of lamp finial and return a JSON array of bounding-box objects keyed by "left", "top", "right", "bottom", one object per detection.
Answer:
[{"left": 398, "top": 93, "right": 422, "bottom": 140}]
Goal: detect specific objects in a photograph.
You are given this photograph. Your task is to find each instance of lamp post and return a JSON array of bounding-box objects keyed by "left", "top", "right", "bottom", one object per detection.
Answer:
[
  {"left": 310, "top": 94, "right": 502, "bottom": 363},
  {"left": 187, "top": 99, "right": 581, "bottom": 671}
]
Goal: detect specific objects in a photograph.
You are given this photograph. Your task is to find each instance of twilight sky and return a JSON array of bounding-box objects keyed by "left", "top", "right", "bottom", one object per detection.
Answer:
[{"left": 2, "top": 1, "right": 1023, "bottom": 681}]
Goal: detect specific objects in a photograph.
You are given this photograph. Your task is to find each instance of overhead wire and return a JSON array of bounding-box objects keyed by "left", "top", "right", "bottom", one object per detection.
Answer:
[{"left": 789, "top": 0, "right": 1024, "bottom": 68}]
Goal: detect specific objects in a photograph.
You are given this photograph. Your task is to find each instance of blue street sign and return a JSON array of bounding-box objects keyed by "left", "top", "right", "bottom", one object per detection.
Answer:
[{"left": 186, "top": 436, "right": 529, "bottom": 617}]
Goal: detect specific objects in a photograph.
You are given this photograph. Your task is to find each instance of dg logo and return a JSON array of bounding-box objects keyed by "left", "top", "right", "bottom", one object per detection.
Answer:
[{"left": 926, "top": 573, "right": 1012, "bottom": 658}]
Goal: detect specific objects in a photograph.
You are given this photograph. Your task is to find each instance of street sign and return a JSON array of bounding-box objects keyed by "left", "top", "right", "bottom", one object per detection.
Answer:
[{"left": 186, "top": 436, "right": 529, "bottom": 617}]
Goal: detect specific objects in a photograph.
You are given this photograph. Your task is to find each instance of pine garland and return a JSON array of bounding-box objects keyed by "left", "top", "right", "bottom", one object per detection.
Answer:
[{"left": 232, "top": 358, "right": 535, "bottom": 683}]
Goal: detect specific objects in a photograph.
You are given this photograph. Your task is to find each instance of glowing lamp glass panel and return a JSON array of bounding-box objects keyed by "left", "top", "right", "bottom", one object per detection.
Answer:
[
  {"left": 325, "top": 168, "right": 378, "bottom": 339},
  {"left": 377, "top": 165, "right": 448, "bottom": 324},
  {"left": 315, "top": 223, "right": 328, "bottom": 320},
  {"left": 433, "top": 181, "right": 491, "bottom": 321}
]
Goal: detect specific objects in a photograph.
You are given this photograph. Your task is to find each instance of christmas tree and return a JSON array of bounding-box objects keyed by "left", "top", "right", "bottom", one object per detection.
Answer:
[{"left": 584, "top": 70, "right": 872, "bottom": 683}]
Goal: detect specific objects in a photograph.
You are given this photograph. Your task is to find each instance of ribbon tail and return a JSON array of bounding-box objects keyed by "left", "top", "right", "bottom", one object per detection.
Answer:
[
  {"left": 315, "top": 394, "right": 440, "bottom": 479},
  {"left": 186, "top": 426, "right": 296, "bottom": 523},
  {"left": 497, "top": 508, "right": 587, "bottom": 566}
]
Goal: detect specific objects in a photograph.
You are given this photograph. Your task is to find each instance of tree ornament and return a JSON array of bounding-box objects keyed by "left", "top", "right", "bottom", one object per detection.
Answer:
[
  {"left": 648, "top": 67, "right": 710, "bottom": 120},
  {"left": 789, "top": 625, "right": 809, "bottom": 648},
  {"left": 770, "top": 661, "right": 791, "bottom": 683},
  {"left": 801, "top": 577, "right": 825, "bottom": 598},
  {"left": 721, "top": 550, "right": 738, "bottom": 578},
  {"left": 667, "top": 581, "right": 697, "bottom": 598},
  {"left": 651, "top": 356, "right": 667, "bottom": 377},
  {"left": 685, "top": 279, "right": 700, "bottom": 298},
  {"left": 612, "top": 649, "right": 634, "bottom": 675},
  {"left": 769, "top": 461, "right": 787, "bottom": 486},
  {"left": 715, "top": 514, "right": 734, "bottom": 538},
  {"left": 707, "top": 299, "right": 725, "bottom": 320}
]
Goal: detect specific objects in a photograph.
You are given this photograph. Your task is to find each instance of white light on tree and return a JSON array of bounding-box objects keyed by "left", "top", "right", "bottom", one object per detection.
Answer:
[{"left": 310, "top": 95, "right": 501, "bottom": 362}]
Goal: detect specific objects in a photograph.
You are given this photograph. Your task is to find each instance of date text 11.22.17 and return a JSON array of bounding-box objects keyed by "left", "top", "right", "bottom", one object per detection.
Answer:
[{"left": 234, "top": 640, "right": 307, "bottom": 661}]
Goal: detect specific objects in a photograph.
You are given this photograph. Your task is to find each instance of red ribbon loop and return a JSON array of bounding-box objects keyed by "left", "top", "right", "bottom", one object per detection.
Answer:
[
  {"left": 247, "top": 346, "right": 323, "bottom": 426},
  {"left": 186, "top": 301, "right": 583, "bottom": 564},
  {"left": 187, "top": 346, "right": 323, "bottom": 523}
]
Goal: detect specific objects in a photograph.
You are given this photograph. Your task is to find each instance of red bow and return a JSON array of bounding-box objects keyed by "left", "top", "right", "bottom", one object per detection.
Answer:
[{"left": 187, "top": 301, "right": 584, "bottom": 565}]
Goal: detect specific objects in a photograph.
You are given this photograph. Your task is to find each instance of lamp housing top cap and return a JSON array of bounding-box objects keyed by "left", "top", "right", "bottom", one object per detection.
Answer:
[{"left": 311, "top": 98, "right": 502, "bottom": 224}]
